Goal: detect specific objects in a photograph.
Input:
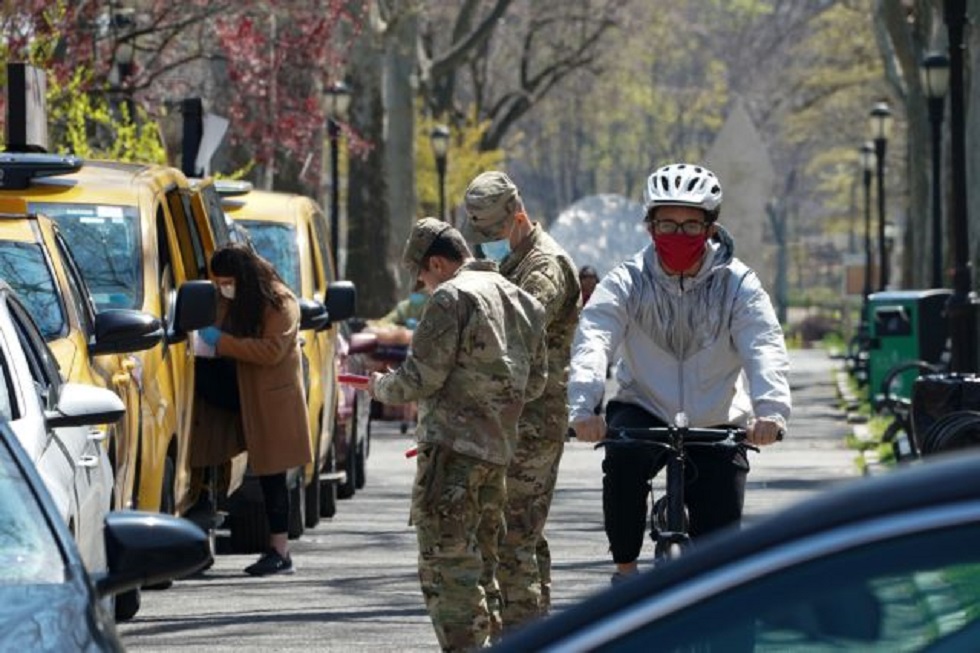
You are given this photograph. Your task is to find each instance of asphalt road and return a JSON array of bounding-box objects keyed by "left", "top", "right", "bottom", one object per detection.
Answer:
[{"left": 119, "top": 347, "right": 860, "bottom": 652}]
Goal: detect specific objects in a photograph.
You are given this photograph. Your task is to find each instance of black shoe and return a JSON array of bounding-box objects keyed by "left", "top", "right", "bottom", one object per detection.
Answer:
[{"left": 244, "top": 549, "right": 295, "bottom": 576}]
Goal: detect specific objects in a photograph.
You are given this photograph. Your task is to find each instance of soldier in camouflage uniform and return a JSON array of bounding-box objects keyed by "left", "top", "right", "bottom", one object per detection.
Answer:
[
  {"left": 464, "top": 171, "right": 581, "bottom": 628},
  {"left": 364, "top": 218, "right": 548, "bottom": 652}
]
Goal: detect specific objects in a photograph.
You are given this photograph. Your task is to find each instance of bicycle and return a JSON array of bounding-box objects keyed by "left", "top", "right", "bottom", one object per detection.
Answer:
[
  {"left": 595, "top": 413, "right": 781, "bottom": 561},
  {"left": 873, "top": 359, "right": 945, "bottom": 461}
]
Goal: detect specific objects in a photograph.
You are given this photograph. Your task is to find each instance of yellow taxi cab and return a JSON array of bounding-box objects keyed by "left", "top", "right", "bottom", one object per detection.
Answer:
[
  {"left": 0, "top": 194, "right": 166, "bottom": 515},
  {"left": 0, "top": 152, "right": 222, "bottom": 520},
  {"left": 219, "top": 181, "right": 356, "bottom": 549}
]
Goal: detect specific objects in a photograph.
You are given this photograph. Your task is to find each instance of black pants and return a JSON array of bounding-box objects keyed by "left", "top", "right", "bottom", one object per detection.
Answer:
[
  {"left": 259, "top": 472, "right": 289, "bottom": 535},
  {"left": 602, "top": 401, "right": 749, "bottom": 564}
]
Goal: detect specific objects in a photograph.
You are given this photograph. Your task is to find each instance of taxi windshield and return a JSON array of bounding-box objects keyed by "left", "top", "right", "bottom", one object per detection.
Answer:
[
  {"left": 238, "top": 221, "right": 300, "bottom": 294},
  {"left": 0, "top": 242, "right": 66, "bottom": 340},
  {"left": 31, "top": 203, "right": 142, "bottom": 311}
]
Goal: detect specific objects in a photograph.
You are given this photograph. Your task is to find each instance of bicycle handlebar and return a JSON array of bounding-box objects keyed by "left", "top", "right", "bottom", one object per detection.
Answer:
[{"left": 594, "top": 425, "right": 783, "bottom": 451}]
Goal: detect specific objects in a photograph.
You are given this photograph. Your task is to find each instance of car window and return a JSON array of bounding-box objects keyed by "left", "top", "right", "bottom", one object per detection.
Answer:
[
  {"left": 53, "top": 232, "right": 96, "bottom": 337},
  {"left": 306, "top": 220, "right": 324, "bottom": 295},
  {"left": 167, "top": 190, "right": 207, "bottom": 280},
  {"left": 607, "top": 523, "right": 980, "bottom": 652},
  {"left": 0, "top": 433, "right": 66, "bottom": 583},
  {"left": 8, "top": 300, "right": 62, "bottom": 397},
  {"left": 198, "top": 184, "right": 231, "bottom": 246},
  {"left": 156, "top": 208, "right": 178, "bottom": 324},
  {"left": 311, "top": 206, "right": 336, "bottom": 282},
  {"left": 31, "top": 202, "right": 142, "bottom": 311},
  {"left": 0, "top": 241, "right": 66, "bottom": 340},
  {"left": 0, "top": 346, "right": 18, "bottom": 421},
  {"left": 239, "top": 220, "right": 300, "bottom": 295}
]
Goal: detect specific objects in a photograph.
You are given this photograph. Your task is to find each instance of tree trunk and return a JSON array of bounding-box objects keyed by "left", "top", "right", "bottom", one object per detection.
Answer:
[
  {"left": 384, "top": 5, "right": 420, "bottom": 294},
  {"left": 347, "top": 16, "right": 398, "bottom": 318}
]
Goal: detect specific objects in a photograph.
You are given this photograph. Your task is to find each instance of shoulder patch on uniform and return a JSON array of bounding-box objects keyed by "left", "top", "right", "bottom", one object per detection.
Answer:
[{"left": 433, "top": 289, "right": 455, "bottom": 309}]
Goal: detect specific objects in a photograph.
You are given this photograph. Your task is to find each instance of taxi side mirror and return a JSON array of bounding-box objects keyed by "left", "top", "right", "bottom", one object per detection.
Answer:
[
  {"left": 299, "top": 298, "right": 330, "bottom": 332},
  {"left": 90, "top": 309, "right": 164, "bottom": 356},
  {"left": 170, "top": 281, "right": 217, "bottom": 342},
  {"left": 325, "top": 281, "right": 356, "bottom": 325}
]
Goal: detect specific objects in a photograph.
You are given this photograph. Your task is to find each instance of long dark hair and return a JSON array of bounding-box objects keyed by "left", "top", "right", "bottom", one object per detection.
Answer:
[{"left": 210, "top": 243, "right": 287, "bottom": 337}]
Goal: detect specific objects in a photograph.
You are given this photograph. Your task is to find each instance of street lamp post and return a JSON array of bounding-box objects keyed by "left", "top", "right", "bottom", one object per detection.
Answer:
[
  {"left": 430, "top": 125, "right": 450, "bottom": 222},
  {"left": 860, "top": 142, "right": 875, "bottom": 314},
  {"left": 944, "top": 0, "right": 977, "bottom": 372},
  {"left": 324, "top": 81, "right": 351, "bottom": 266},
  {"left": 921, "top": 52, "right": 950, "bottom": 288},
  {"left": 870, "top": 101, "right": 893, "bottom": 291}
]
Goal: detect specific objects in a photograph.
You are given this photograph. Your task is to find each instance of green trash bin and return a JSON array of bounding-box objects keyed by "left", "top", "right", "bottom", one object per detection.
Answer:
[{"left": 867, "top": 289, "right": 952, "bottom": 401}]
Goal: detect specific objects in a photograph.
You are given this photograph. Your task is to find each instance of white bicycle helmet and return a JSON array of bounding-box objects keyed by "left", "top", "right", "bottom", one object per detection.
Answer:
[{"left": 643, "top": 163, "right": 723, "bottom": 219}]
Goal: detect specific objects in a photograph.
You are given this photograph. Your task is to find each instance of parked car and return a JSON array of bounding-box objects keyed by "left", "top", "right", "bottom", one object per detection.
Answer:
[
  {"left": 493, "top": 451, "right": 980, "bottom": 652},
  {"left": 0, "top": 280, "right": 123, "bottom": 575},
  {"left": 0, "top": 152, "right": 225, "bottom": 518},
  {"left": 0, "top": 414, "right": 210, "bottom": 651},
  {"left": 0, "top": 196, "right": 164, "bottom": 514},
  {"left": 218, "top": 182, "right": 357, "bottom": 550}
]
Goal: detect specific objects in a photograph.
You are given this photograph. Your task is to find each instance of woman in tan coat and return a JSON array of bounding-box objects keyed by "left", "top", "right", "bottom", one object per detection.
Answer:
[{"left": 199, "top": 243, "right": 312, "bottom": 576}]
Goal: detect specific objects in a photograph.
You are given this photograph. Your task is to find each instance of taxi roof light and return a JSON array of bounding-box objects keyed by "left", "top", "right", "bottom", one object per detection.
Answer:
[{"left": 0, "top": 152, "right": 83, "bottom": 190}]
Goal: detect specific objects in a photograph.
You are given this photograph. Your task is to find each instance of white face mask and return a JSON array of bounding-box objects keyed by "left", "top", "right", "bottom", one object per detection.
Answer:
[{"left": 219, "top": 284, "right": 236, "bottom": 300}]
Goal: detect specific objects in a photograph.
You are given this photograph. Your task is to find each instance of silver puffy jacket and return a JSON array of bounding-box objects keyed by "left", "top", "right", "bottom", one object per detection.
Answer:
[{"left": 568, "top": 226, "right": 791, "bottom": 428}]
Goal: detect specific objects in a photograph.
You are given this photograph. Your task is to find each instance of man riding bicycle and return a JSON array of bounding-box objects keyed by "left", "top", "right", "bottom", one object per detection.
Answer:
[{"left": 568, "top": 163, "right": 791, "bottom": 582}]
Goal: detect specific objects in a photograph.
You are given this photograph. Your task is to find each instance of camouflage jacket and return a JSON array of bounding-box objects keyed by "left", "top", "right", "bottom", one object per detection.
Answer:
[
  {"left": 499, "top": 224, "right": 581, "bottom": 439},
  {"left": 374, "top": 260, "right": 548, "bottom": 465}
]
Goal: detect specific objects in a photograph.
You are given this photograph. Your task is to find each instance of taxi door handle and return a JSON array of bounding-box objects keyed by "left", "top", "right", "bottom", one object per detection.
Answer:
[
  {"left": 88, "top": 428, "right": 108, "bottom": 443},
  {"left": 77, "top": 455, "right": 101, "bottom": 468}
]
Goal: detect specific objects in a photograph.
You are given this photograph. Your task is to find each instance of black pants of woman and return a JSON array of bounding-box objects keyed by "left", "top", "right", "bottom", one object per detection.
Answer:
[
  {"left": 602, "top": 400, "right": 750, "bottom": 564},
  {"left": 259, "top": 472, "right": 289, "bottom": 534}
]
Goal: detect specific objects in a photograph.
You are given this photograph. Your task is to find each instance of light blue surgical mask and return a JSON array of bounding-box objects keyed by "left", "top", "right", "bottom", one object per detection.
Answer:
[
  {"left": 408, "top": 292, "right": 427, "bottom": 306},
  {"left": 481, "top": 238, "right": 511, "bottom": 263}
]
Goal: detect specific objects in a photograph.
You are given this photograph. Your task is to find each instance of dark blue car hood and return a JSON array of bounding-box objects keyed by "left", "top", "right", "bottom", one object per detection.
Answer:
[{"left": 0, "top": 578, "right": 121, "bottom": 652}]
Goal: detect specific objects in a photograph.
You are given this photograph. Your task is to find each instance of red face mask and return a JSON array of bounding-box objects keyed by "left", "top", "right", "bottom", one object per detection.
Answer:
[{"left": 654, "top": 232, "right": 709, "bottom": 273}]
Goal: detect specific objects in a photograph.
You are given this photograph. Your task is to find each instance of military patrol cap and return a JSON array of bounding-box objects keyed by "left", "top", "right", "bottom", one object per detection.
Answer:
[
  {"left": 464, "top": 171, "right": 520, "bottom": 244},
  {"left": 402, "top": 217, "right": 465, "bottom": 279}
]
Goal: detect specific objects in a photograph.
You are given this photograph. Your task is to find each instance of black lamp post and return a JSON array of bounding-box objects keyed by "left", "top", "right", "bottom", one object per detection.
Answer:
[
  {"left": 324, "top": 80, "right": 351, "bottom": 265},
  {"left": 921, "top": 52, "right": 950, "bottom": 289},
  {"left": 870, "top": 101, "right": 893, "bottom": 291},
  {"left": 944, "top": 0, "right": 977, "bottom": 372},
  {"left": 430, "top": 125, "right": 449, "bottom": 221},
  {"left": 860, "top": 142, "right": 875, "bottom": 309}
]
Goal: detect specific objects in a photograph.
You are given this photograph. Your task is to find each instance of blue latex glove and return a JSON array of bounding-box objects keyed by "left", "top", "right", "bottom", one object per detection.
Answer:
[{"left": 199, "top": 326, "right": 222, "bottom": 347}]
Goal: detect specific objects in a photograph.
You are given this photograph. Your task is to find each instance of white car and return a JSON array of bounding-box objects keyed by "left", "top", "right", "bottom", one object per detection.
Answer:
[{"left": 0, "top": 282, "right": 124, "bottom": 574}]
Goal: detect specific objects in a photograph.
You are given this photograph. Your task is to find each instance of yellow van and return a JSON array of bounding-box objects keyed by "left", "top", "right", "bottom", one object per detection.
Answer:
[
  {"left": 0, "top": 195, "right": 167, "bottom": 513},
  {"left": 0, "top": 153, "right": 222, "bottom": 518},
  {"left": 219, "top": 182, "right": 356, "bottom": 549}
]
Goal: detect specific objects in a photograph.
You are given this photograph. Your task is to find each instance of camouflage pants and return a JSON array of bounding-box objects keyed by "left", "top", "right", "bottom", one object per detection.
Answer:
[
  {"left": 489, "top": 434, "right": 564, "bottom": 629},
  {"left": 412, "top": 444, "right": 506, "bottom": 652}
]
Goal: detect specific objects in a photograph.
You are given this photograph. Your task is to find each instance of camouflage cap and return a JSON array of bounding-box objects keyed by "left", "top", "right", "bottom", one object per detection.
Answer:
[
  {"left": 463, "top": 171, "right": 520, "bottom": 244},
  {"left": 402, "top": 217, "right": 458, "bottom": 279}
]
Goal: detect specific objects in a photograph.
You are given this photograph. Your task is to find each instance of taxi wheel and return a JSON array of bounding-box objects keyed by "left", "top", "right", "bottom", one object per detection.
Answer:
[
  {"left": 304, "top": 464, "right": 321, "bottom": 529},
  {"left": 352, "top": 398, "right": 367, "bottom": 491},
  {"left": 287, "top": 470, "right": 305, "bottom": 540},
  {"left": 354, "top": 438, "right": 367, "bottom": 491},
  {"left": 143, "top": 456, "right": 176, "bottom": 591},
  {"left": 319, "top": 440, "right": 338, "bottom": 518},
  {"left": 115, "top": 587, "right": 141, "bottom": 622},
  {"left": 229, "top": 498, "right": 268, "bottom": 554},
  {"left": 337, "top": 441, "right": 357, "bottom": 500}
]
